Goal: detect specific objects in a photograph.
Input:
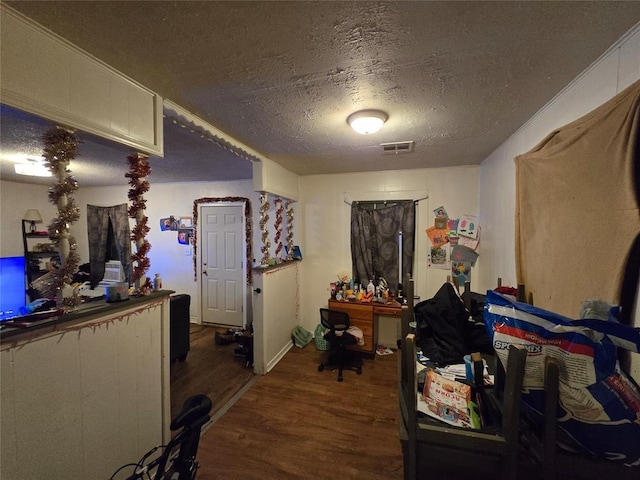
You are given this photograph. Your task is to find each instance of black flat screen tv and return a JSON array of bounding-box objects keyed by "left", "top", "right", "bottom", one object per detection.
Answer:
[{"left": 0, "top": 256, "right": 26, "bottom": 320}]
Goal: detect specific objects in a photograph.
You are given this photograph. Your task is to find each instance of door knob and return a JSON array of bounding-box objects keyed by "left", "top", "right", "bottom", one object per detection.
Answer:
[{"left": 202, "top": 271, "right": 208, "bottom": 276}]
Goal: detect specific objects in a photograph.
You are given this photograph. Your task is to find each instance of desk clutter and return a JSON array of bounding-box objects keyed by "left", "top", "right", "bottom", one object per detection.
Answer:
[{"left": 327, "top": 298, "right": 401, "bottom": 355}]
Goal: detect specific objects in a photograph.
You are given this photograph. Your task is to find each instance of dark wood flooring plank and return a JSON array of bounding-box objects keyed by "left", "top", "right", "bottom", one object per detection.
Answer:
[
  {"left": 170, "top": 325, "right": 254, "bottom": 419},
  {"left": 195, "top": 345, "right": 404, "bottom": 479}
]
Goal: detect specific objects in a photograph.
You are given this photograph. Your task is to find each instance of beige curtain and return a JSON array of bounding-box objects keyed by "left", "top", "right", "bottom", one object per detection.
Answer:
[{"left": 515, "top": 80, "right": 640, "bottom": 317}]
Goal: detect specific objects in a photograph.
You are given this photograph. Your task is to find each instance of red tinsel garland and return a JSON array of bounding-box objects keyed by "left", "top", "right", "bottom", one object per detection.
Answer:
[
  {"left": 126, "top": 154, "right": 152, "bottom": 291},
  {"left": 274, "top": 198, "right": 284, "bottom": 257}
]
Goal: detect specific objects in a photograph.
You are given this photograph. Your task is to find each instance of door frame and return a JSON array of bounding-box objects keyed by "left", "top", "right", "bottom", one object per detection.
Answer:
[{"left": 193, "top": 198, "right": 252, "bottom": 327}]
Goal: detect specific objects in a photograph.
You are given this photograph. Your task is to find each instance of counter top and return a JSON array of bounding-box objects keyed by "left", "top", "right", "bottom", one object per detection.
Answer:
[
  {"left": 329, "top": 298, "right": 404, "bottom": 314},
  {"left": 0, "top": 290, "right": 173, "bottom": 343},
  {"left": 252, "top": 258, "right": 301, "bottom": 274}
]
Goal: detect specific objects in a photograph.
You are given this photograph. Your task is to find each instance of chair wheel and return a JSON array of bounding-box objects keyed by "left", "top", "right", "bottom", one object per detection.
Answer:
[
  {"left": 318, "top": 365, "right": 324, "bottom": 372},
  {"left": 356, "top": 367, "right": 362, "bottom": 375}
]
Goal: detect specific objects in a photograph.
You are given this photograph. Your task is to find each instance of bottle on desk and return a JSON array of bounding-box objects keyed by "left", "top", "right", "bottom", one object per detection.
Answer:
[{"left": 153, "top": 273, "right": 163, "bottom": 291}]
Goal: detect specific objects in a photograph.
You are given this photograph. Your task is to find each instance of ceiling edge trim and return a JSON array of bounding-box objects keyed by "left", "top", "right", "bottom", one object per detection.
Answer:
[{"left": 163, "top": 99, "right": 267, "bottom": 164}]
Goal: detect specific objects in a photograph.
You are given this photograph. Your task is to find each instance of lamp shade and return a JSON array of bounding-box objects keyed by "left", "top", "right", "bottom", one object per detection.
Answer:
[
  {"left": 347, "top": 109, "right": 388, "bottom": 135},
  {"left": 23, "top": 209, "right": 42, "bottom": 223}
]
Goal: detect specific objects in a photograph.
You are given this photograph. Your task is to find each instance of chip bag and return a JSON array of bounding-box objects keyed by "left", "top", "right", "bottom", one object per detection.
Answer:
[{"left": 484, "top": 290, "right": 640, "bottom": 466}]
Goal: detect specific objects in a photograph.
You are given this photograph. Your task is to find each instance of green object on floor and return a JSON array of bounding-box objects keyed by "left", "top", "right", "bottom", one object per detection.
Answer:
[
  {"left": 314, "top": 323, "right": 329, "bottom": 350},
  {"left": 291, "top": 325, "right": 313, "bottom": 348}
]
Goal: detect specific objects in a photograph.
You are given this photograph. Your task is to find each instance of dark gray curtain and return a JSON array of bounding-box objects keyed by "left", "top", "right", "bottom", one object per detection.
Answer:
[
  {"left": 87, "top": 204, "right": 131, "bottom": 287},
  {"left": 351, "top": 201, "right": 415, "bottom": 293}
]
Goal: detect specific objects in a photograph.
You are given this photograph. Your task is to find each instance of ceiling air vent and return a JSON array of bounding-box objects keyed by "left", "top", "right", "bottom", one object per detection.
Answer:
[{"left": 380, "top": 141, "right": 414, "bottom": 154}]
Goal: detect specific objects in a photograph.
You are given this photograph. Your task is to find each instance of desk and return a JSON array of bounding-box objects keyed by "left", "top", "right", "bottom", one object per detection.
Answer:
[{"left": 328, "top": 299, "right": 402, "bottom": 354}]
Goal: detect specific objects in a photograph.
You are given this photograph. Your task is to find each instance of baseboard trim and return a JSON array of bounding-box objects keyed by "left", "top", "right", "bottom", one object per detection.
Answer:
[
  {"left": 201, "top": 373, "right": 259, "bottom": 434},
  {"left": 266, "top": 340, "right": 293, "bottom": 373}
]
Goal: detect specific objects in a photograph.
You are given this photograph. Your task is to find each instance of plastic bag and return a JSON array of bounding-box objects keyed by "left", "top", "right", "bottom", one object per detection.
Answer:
[
  {"left": 291, "top": 325, "right": 313, "bottom": 348},
  {"left": 483, "top": 290, "right": 640, "bottom": 465}
]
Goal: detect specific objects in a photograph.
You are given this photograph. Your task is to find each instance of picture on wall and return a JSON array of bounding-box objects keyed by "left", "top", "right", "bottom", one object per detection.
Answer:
[
  {"left": 428, "top": 245, "right": 451, "bottom": 270},
  {"left": 457, "top": 214, "right": 478, "bottom": 239},
  {"left": 452, "top": 261, "right": 471, "bottom": 286},
  {"left": 179, "top": 216, "right": 193, "bottom": 229},
  {"left": 426, "top": 226, "right": 448, "bottom": 248},
  {"left": 160, "top": 216, "right": 180, "bottom": 231},
  {"left": 178, "top": 229, "right": 192, "bottom": 245}
]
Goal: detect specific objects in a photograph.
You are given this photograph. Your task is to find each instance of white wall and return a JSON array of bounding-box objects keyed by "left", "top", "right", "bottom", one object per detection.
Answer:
[
  {"left": 253, "top": 156, "right": 300, "bottom": 201},
  {"left": 478, "top": 25, "right": 640, "bottom": 379},
  {"left": 297, "top": 166, "right": 479, "bottom": 333},
  {"left": 1, "top": 297, "right": 169, "bottom": 479},
  {"left": 251, "top": 262, "right": 300, "bottom": 374}
]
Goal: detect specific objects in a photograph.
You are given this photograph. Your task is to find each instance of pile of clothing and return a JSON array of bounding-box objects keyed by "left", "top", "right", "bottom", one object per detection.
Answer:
[{"left": 414, "top": 282, "right": 492, "bottom": 366}]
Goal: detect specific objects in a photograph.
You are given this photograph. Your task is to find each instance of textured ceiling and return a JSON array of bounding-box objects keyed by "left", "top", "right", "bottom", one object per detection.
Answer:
[{"left": 2, "top": 1, "right": 640, "bottom": 186}]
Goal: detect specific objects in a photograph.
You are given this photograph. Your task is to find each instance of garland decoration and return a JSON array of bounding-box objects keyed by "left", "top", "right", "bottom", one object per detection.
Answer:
[
  {"left": 5, "top": 299, "right": 166, "bottom": 349},
  {"left": 42, "top": 127, "right": 80, "bottom": 310},
  {"left": 62, "top": 298, "right": 165, "bottom": 336},
  {"left": 192, "top": 197, "right": 252, "bottom": 285},
  {"left": 125, "top": 153, "right": 152, "bottom": 292},
  {"left": 259, "top": 192, "right": 271, "bottom": 265},
  {"left": 274, "top": 197, "right": 284, "bottom": 258},
  {"left": 285, "top": 200, "right": 294, "bottom": 260}
]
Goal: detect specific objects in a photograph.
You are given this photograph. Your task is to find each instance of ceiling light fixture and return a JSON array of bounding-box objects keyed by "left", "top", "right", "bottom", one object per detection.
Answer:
[
  {"left": 14, "top": 159, "right": 51, "bottom": 177},
  {"left": 347, "top": 109, "right": 388, "bottom": 135}
]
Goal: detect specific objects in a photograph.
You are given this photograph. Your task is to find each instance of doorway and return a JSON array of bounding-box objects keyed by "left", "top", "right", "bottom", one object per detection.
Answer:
[
  {"left": 199, "top": 204, "right": 245, "bottom": 328},
  {"left": 171, "top": 199, "right": 255, "bottom": 421},
  {"left": 170, "top": 324, "right": 254, "bottom": 420}
]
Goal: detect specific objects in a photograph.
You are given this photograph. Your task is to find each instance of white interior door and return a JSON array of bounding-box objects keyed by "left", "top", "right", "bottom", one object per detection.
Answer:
[{"left": 200, "top": 205, "right": 244, "bottom": 327}]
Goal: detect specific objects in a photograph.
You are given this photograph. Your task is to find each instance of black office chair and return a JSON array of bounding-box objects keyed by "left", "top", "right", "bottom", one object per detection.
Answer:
[{"left": 317, "top": 308, "right": 363, "bottom": 381}]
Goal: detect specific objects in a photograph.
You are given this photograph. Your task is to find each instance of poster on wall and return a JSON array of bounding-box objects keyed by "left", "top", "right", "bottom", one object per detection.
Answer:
[
  {"left": 433, "top": 206, "right": 448, "bottom": 218},
  {"left": 458, "top": 226, "right": 480, "bottom": 250},
  {"left": 179, "top": 216, "right": 193, "bottom": 229},
  {"left": 160, "top": 216, "right": 180, "bottom": 231},
  {"left": 451, "top": 245, "right": 479, "bottom": 267},
  {"left": 426, "top": 226, "right": 449, "bottom": 248},
  {"left": 178, "top": 228, "right": 192, "bottom": 245},
  {"left": 452, "top": 261, "right": 471, "bottom": 286},
  {"left": 428, "top": 245, "right": 451, "bottom": 270},
  {"left": 457, "top": 214, "right": 479, "bottom": 239}
]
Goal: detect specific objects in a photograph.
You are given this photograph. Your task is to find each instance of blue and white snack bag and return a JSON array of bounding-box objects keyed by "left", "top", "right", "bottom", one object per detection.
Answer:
[{"left": 484, "top": 291, "right": 640, "bottom": 466}]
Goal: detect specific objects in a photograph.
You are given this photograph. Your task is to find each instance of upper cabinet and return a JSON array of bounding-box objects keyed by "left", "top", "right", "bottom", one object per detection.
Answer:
[{"left": 0, "top": 5, "right": 163, "bottom": 157}]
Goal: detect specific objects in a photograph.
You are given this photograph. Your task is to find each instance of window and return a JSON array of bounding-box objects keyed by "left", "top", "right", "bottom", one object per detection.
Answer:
[{"left": 350, "top": 200, "right": 415, "bottom": 293}]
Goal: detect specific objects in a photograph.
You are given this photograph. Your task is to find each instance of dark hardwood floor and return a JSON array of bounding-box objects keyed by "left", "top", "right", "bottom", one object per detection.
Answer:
[
  {"left": 195, "top": 345, "right": 404, "bottom": 480},
  {"left": 170, "top": 324, "right": 255, "bottom": 420}
]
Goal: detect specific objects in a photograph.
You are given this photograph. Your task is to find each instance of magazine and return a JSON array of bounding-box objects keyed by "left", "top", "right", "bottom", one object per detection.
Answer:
[{"left": 417, "top": 368, "right": 477, "bottom": 429}]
